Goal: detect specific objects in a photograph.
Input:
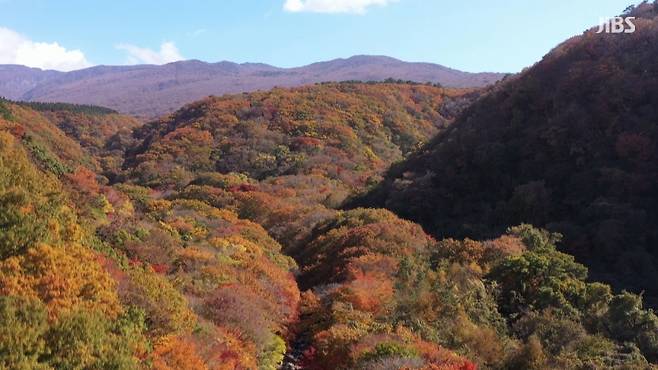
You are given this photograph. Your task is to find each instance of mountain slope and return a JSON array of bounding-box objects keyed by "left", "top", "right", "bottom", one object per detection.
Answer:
[
  {"left": 0, "top": 65, "right": 62, "bottom": 100},
  {"left": 354, "top": 5, "right": 658, "bottom": 302},
  {"left": 0, "top": 56, "right": 505, "bottom": 117},
  {"left": 0, "top": 95, "right": 302, "bottom": 369},
  {"left": 121, "top": 82, "right": 479, "bottom": 190},
  {"left": 113, "top": 81, "right": 658, "bottom": 369},
  {"left": 3, "top": 76, "right": 658, "bottom": 368},
  {"left": 114, "top": 81, "right": 479, "bottom": 251}
]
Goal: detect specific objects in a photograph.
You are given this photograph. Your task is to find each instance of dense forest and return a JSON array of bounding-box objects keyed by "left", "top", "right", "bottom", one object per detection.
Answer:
[
  {"left": 1, "top": 5, "right": 658, "bottom": 369},
  {"left": 354, "top": 3, "right": 658, "bottom": 307}
]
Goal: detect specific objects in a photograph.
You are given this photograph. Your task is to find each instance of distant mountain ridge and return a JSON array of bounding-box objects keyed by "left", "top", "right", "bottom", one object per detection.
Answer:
[{"left": 0, "top": 56, "right": 506, "bottom": 117}]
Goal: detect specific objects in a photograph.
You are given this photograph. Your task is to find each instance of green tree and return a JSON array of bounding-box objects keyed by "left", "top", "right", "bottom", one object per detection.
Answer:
[
  {"left": 0, "top": 296, "right": 50, "bottom": 370},
  {"left": 488, "top": 225, "right": 588, "bottom": 317},
  {"left": 605, "top": 292, "right": 658, "bottom": 362},
  {"left": 44, "top": 310, "right": 140, "bottom": 370}
]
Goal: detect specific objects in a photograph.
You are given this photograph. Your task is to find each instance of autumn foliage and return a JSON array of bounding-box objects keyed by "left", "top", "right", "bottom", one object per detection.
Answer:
[{"left": 2, "top": 24, "right": 658, "bottom": 368}]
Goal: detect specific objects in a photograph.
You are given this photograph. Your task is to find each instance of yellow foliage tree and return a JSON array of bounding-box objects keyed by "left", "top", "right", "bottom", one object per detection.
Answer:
[
  {"left": 0, "top": 243, "right": 121, "bottom": 319},
  {"left": 152, "top": 335, "right": 208, "bottom": 370}
]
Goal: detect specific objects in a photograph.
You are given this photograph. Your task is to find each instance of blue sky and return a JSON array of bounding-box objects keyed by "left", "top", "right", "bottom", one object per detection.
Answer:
[{"left": 0, "top": 0, "right": 638, "bottom": 72}]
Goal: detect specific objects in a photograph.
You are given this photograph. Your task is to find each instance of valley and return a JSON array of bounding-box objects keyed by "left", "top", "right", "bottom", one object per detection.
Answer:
[{"left": 0, "top": 3, "right": 657, "bottom": 370}]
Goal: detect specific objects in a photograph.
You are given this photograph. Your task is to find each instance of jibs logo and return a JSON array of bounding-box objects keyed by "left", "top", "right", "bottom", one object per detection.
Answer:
[{"left": 597, "top": 17, "right": 636, "bottom": 33}]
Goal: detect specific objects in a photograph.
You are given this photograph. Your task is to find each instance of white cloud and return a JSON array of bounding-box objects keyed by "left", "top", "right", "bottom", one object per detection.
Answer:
[
  {"left": 283, "top": 0, "right": 396, "bottom": 14},
  {"left": 116, "top": 42, "right": 184, "bottom": 65},
  {"left": 0, "top": 27, "right": 91, "bottom": 71}
]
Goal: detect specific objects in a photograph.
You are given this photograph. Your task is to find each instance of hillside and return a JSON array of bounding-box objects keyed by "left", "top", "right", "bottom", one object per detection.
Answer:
[
  {"left": 0, "top": 96, "right": 302, "bottom": 369},
  {"left": 2, "top": 76, "right": 658, "bottom": 368},
  {"left": 121, "top": 75, "right": 658, "bottom": 368},
  {"left": 354, "top": 4, "right": 658, "bottom": 304},
  {"left": 0, "top": 56, "right": 505, "bottom": 118},
  {"left": 113, "top": 81, "right": 658, "bottom": 369},
  {"left": 0, "top": 83, "right": 485, "bottom": 369},
  {"left": 121, "top": 82, "right": 478, "bottom": 189}
]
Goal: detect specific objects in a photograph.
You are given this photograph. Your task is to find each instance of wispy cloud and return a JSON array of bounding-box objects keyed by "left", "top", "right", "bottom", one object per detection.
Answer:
[
  {"left": 0, "top": 27, "right": 91, "bottom": 71},
  {"left": 116, "top": 41, "right": 184, "bottom": 65},
  {"left": 187, "top": 29, "right": 206, "bottom": 38},
  {"left": 283, "top": 0, "right": 397, "bottom": 14}
]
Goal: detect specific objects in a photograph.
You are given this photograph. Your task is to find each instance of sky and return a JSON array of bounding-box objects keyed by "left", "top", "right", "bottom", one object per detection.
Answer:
[{"left": 0, "top": 0, "right": 639, "bottom": 73}]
